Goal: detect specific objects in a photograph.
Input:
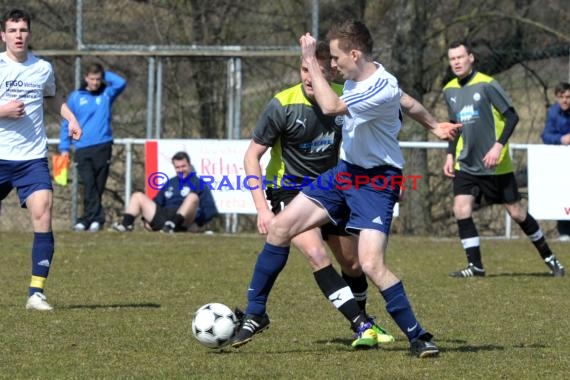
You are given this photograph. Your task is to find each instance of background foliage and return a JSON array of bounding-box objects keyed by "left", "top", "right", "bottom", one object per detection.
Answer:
[{"left": 0, "top": 0, "right": 569, "bottom": 235}]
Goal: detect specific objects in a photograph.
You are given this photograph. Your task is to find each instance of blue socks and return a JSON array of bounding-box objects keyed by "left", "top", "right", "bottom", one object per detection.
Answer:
[
  {"left": 245, "top": 243, "right": 290, "bottom": 316},
  {"left": 29, "top": 232, "right": 54, "bottom": 296},
  {"left": 381, "top": 281, "right": 424, "bottom": 342}
]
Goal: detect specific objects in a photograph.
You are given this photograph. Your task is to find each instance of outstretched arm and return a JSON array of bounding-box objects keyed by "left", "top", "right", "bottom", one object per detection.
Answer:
[
  {"left": 46, "top": 94, "right": 82, "bottom": 141},
  {"left": 400, "top": 92, "right": 461, "bottom": 141}
]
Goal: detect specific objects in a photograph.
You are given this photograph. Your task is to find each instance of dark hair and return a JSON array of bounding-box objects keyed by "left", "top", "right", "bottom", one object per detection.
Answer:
[
  {"left": 1, "top": 9, "right": 31, "bottom": 32},
  {"left": 84, "top": 62, "right": 104, "bottom": 76},
  {"left": 172, "top": 151, "right": 190, "bottom": 163},
  {"left": 448, "top": 39, "right": 474, "bottom": 55},
  {"left": 315, "top": 40, "right": 331, "bottom": 62},
  {"left": 554, "top": 82, "right": 570, "bottom": 95},
  {"left": 326, "top": 19, "right": 373, "bottom": 56}
]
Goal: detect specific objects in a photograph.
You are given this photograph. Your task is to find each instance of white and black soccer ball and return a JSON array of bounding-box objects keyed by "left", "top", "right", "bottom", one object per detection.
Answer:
[{"left": 192, "top": 303, "right": 237, "bottom": 349}]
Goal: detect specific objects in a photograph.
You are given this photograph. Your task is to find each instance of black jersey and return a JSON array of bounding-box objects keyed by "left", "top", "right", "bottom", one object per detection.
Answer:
[
  {"left": 252, "top": 82, "right": 344, "bottom": 188},
  {"left": 443, "top": 72, "right": 514, "bottom": 175}
]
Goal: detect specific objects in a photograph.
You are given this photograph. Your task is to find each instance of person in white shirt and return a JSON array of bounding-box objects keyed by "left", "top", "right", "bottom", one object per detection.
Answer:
[{"left": 0, "top": 8, "right": 82, "bottom": 311}]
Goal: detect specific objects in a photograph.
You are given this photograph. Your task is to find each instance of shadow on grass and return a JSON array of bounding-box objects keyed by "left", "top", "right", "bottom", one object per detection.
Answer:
[
  {"left": 62, "top": 302, "right": 161, "bottom": 309},
  {"left": 317, "top": 338, "right": 354, "bottom": 346},
  {"left": 487, "top": 272, "right": 554, "bottom": 277},
  {"left": 449, "top": 342, "right": 545, "bottom": 353},
  {"left": 200, "top": 338, "right": 546, "bottom": 356},
  {"left": 318, "top": 337, "right": 539, "bottom": 355},
  {"left": 321, "top": 342, "right": 508, "bottom": 355}
]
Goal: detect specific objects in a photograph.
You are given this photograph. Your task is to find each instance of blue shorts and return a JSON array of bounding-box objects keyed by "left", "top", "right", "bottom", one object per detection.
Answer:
[
  {"left": 301, "top": 160, "right": 401, "bottom": 234},
  {"left": 0, "top": 158, "right": 52, "bottom": 207}
]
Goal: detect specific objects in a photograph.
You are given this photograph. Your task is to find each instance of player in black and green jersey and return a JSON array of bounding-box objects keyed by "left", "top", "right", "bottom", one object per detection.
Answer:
[{"left": 443, "top": 40, "right": 564, "bottom": 278}]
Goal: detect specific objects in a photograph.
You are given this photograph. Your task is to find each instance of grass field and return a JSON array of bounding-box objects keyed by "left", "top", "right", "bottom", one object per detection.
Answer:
[{"left": 0, "top": 231, "right": 568, "bottom": 379}]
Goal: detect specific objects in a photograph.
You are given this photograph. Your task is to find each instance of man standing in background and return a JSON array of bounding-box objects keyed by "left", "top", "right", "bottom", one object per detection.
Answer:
[
  {"left": 442, "top": 40, "right": 564, "bottom": 277},
  {"left": 59, "top": 63, "right": 126, "bottom": 232}
]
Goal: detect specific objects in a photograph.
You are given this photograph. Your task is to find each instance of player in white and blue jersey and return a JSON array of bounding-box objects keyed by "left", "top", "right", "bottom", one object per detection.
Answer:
[
  {"left": 233, "top": 20, "right": 459, "bottom": 358},
  {"left": 0, "top": 9, "right": 82, "bottom": 310}
]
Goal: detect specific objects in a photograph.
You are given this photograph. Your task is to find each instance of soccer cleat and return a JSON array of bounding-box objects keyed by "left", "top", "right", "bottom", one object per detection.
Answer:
[
  {"left": 544, "top": 255, "right": 565, "bottom": 277},
  {"left": 233, "top": 307, "right": 245, "bottom": 324},
  {"left": 368, "top": 316, "right": 395, "bottom": 343},
  {"left": 162, "top": 221, "right": 176, "bottom": 234},
  {"left": 111, "top": 222, "right": 132, "bottom": 232},
  {"left": 351, "top": 322, "right": 378, "bottom": 349},
  {"left": 449, "top": 263, "right": 485, "bottom": 278},
  {"left": 410, "top": 332, "right": 439, "bottom": 358},
  {"left": 231, "top": 313, "right": 270, "bottom": 348},
  {"left": 72, "top": 222, "right": 86, "bottom": 232},
  {"left": 89, "top": 221, "right": 101, "bottom": 232},
  {"left": 25, "top": 292, "right": 53, "bottom": 311}
]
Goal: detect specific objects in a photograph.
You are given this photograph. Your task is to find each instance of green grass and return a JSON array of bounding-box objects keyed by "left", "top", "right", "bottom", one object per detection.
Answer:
[{"left": 0, "top": 232, "right": 569, "bottom": 379}]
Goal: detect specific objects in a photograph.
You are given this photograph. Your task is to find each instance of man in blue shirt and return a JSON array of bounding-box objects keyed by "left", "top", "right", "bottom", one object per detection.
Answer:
[
  {"left": 111, "top": 151, "right": 218, "bottom": 233},
  {"left": 541, "top": 82, "right": 570, "bottom": 240},
  {"left": 59, "top": 63, "right": 127, "bottom": 232}
]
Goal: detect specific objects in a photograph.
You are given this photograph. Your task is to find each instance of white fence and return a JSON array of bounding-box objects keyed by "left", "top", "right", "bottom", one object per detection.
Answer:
[{"left": 47, "top": 138, "right": 556, "bottom": 237}]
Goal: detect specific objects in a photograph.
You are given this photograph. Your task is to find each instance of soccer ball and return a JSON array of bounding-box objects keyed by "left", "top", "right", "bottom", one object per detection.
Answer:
[{"left": 192, "top": 303, "right": 237, "bottom": 349}]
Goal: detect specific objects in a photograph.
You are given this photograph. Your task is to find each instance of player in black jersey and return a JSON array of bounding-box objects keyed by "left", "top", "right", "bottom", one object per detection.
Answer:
[{"left": 443, "top": 40, "right": 564, "bottom": 278}]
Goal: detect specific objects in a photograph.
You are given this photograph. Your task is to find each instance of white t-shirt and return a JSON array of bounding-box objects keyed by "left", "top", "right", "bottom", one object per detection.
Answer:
[
  {"left": 339, "top": 62, "right": 404, "bottom": 169},
  {"left": 0, "top": 52, "right": 56, "bottom": 160}
]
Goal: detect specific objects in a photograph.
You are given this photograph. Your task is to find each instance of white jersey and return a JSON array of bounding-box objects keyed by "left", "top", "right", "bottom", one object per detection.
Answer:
[
  {"left": 339, "top": 62, "right": 404, "bottom": 169},
  {"left": 0, "top": 52, "right": 56, "bottom": 160}
]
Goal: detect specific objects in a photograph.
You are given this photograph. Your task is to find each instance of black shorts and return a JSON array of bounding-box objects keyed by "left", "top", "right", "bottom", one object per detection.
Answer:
[
  {"left": 148, "top": 206, "right": 178, "bottom": 231},
  {"left": 453, "top": 171, "right": 521, "bottom": 205},
  {"left": 265, "top": 187, "right": 349, "bottom": 238},
  {"left": 146, "top": 206, "right": 209, "bottom": 231}
]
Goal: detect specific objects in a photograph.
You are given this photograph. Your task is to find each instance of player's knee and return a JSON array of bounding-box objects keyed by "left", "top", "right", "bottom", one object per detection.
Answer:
[
  {"left": 131, "top": 191, "right": 145, "bottom": 203},
  {"left": 506, "top": 203, "right": 526, "bottom": 223},
  {"left": 453, "top": 204, "right": 470, "bottom": 219},
  {"left": 27, "top": 192, "right": 52, "bottom": 222},
  {"left": 30, "top": 205, "right": 51, "bottom": 231},
  {"left": 268, "top": 218, "right": 292, "bottom": 241},
  {"left": 337, "top": 256, "right": 361, "bottom": 274},
  {"left": 360, "top": 259, "right": 388, "bottom": 278},
  {"left": 302, "top": 247, "right": 331, "bottom": 270}
]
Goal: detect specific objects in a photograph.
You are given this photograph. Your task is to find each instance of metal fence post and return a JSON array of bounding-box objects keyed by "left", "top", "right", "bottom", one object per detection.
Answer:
[
  {"left": 146, "top": 56, "right": 155, "bottom": 139},
  {"left": 154, "top": 57, "right": 163, "bottom": 139},
  {"left": 124, "top": 139, "right": 133, "bottom": 208},
  {"left": 71, "top": 161, "right": 78, "bottom": 227}
]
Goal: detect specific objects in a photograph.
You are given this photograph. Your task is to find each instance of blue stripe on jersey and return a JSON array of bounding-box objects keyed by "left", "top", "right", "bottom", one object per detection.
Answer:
[{"left": 342, "top": 78, "right": 388, "bottom": 106}]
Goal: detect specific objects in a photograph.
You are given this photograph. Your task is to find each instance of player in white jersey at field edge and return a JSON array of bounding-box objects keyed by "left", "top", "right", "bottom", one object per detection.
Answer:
[{"left": 0, "top": 8, "right": 82, "bottom": 310}]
